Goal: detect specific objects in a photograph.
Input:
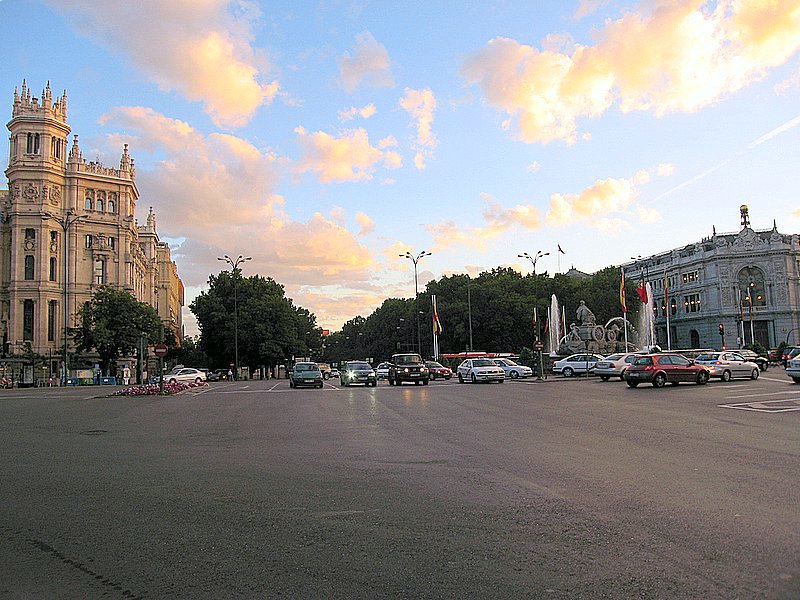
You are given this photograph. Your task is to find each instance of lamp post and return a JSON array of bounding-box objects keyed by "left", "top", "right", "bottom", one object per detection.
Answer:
[
  {"left": 217, "top": 254, "right": 251, "bottom": 380},
  {"left": 399, "top": 250, "right": 431, "bottom": 355},
  {"left": 43, "top": 209, "right": 85, "bottom": 384},
  {"left": 467, "top": 276, "right": 473, "bottom": 352},
  {"left": 518, "top": 250, "right": 549, "bottom": 274}
]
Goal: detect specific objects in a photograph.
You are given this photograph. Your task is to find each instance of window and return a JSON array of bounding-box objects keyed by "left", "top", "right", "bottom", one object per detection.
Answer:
[
  {"left": 47, "top": 301, "right": 57, "bottom": 342},
  {"left": 738, "top": 266, "right": 767, "bottom": 308},
  {"left": 26, "top": 133, "right": 40, "bottom": 154},
  {"left": 683, "top": 293, "right": 701, "bottom": 313},
  {"left": 85, "top": 235, "right": 93, "bottom": 249},
  {"left": 108, "top": 237, "right": 115, "bottom": 250},
  {"left": 24, "top": 228, "right": 36, "bottom": 240},
  {"left": 94, "top": 259, "right": 106, "bottom": 285},
  {"left": 23, "top": 300, "right": 34, "bottom": 341},
  {"left": 50, "top": 230, "right": 58, "bottom": 243},
  {"left": 682, "top": 271, "right": 699, "bottom": 284},
  {"left": 85, "top": 196, "right": 93, "bottom": 210},
  {"left": 108, "top": 199, "right": 116, "bottom": 213},
  {"left": 49, "top": 257, "right": 57, "bottom": 282},
  {"left": 97, "top": 199, "right": 104, "bottom": 212},
  {"left": 24, "top": 256, "right": 35, "bottom": 280}
]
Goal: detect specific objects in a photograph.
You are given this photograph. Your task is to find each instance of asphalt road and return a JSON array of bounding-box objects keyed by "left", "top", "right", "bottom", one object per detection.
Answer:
[{"left": 1, "top": 373, "right": 798, "bottom": 599}]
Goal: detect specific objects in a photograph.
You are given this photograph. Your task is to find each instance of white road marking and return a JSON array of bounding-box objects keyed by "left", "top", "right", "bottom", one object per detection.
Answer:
[
  {"left": 727, "top": 390, "right": 800, "bottom": 399},
  {"left": 268, "top": 382, "right": 282, "bottom": 391},
  {"left": 719, "top": 401, "right": 800, "bottom": 413}
]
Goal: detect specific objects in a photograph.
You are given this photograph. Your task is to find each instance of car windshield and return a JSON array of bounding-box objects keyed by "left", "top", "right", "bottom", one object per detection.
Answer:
[
  {"left": 605, "top": 355, "right": 622, "bottom": 361},
  {"left": 499, "top": 359, "right": 517, "bottom": 366},
  {"left": 395, "top": 355, "right": 422, "bottom": 365},
  {"left": 426, "top": 362, "right": 444, "bottom": 368},
  {"left": 473, "top": 359, "right": 495, "bottom": 367},
  {"left": 295, "top": 363, "right": 317, "bottom": 372},
  {"left": 347, "top": 362, "right": 370, "bottom": 370},
  {"left": 695, "top": 354, "right": 719, "bottom": 361},
  {"left": 633, "top": 357, "right": 653, "bottom": 366}
]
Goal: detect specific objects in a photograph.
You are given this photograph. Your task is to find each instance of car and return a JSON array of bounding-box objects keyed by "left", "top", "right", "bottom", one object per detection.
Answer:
[
  {"left": 207, "top": 369, "right": 230, "bottom": 382},
  {"left": 160, "top": 367, "right": 207, "bottom": 384},
  {"left": 491, "top": 358, "right": 533, "bottom": 379},
  {"left": 552, "top": 353, "right": 604, "bottom": 377},
  {"left": 693, "top": 352, "right": 760, "bottom": 381},
  {"left": 289, "top": 362, "right": 324, "bottom": 388},
  {"left": 388, "top": 353, "right": 430, "bottom": 386},
  {"left": 317, "top": 362, "right": 333, "bottom": 380},
  {"left": 785, "top": 356, "right": 800, "bottom": 383},
  {"left": 375, "top": 362, "right": 390, "bottom": 380},
  {"left": 457, "top": 358, "right": 505, "bottom": 384},
  {"left": 732, "top": 349, "right": 769, "bottom": 372},
  {"left": 330, "top": 368, "right": 340, "bottom": 379},
  {"left": 340, "top": 361, "right": 377, "bottom": 387},
  {"left": 781, "top": 346, "right": 800, "bottom": 366},
  {"left": 624, "top": 353, "right": 710, "bottom": 388},
  {"left": 593, "top": 353, "right": 642, "bottom": 381},
  {"left": 425, "top": 361, "right": 453, "bottom": 380}
]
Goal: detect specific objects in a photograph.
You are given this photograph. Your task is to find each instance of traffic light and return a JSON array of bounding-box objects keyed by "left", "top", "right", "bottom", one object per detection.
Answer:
[{"left": 718, "top": 323, "right": 725, "bottom": 336}]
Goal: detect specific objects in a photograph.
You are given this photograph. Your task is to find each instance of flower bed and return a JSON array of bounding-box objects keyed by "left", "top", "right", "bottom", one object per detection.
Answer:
[{"left": 112, "top": 381, "right": 208, "bottom": 396}]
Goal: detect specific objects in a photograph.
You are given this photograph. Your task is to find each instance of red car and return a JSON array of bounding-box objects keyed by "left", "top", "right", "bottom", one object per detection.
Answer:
[
  {"left": 425, "top": 361, "right": 453, "bottom": 380},
  {"left": 624, "top": 353, "right": 710, "bottom": 388}
]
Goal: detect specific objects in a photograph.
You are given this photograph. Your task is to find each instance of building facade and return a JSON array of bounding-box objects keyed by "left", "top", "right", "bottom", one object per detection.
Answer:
[
  {"left": 626, "top": 206, "right": 800, "bottom": 351},
  {"left": 1, "top": 80, "right": 183, "bottom": 378}
]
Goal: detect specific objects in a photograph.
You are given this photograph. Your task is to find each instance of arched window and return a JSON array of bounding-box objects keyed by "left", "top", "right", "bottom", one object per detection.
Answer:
[
  {"left": 738, "top": 266, "right": 767, "bottom": 307},
  {"left": 97, "top": 199, "right": 104, "bottom": 212},
  {"left": 24, "top": 256, "right": 35, "bottom": 280},
  {"left": 690, "top": 330, "right": 700, "bottom": 348},
  {"left": 108, "top": 199, "right": 115, "bottom": 213},
  {"left": 85, "top": 196, "right": 93, "bottom": 210}
]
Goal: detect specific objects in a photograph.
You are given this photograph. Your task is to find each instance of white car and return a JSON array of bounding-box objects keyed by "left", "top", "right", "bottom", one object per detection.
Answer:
[
  {"left": 457, "top": 358, "right": 505, "bottom": 384},
  {"left": 694, "top": 352, "right": 760, "bottom": 381},
  {"left": 552, "top": 354, "right": 604, "bottom": 377},
  {"left": 492, "top": 358, "right": 533, "bottom": 379},
  {"left": 375, "top": 362, "right": 390, "bottom": 380},
  {"left": 162, "top": 367, "right": 207, "bottom": 384},
  {"left": 786, "top": 356, "right": 800, "bottom": 383},
  {"left": 593, "top": 353, "right": 642, "bottom": 381}
]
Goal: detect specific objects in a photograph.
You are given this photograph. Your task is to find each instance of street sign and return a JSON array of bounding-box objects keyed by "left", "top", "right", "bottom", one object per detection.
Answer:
[
  {"left": 533, "top": 340, "right": 544, "bottom": 351},
  {"left": 153, "top": 344, "right": 168, "bottom": 357}
]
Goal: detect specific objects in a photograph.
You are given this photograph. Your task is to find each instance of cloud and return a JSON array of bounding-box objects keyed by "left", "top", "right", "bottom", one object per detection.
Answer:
[
  {"left": 400, "top": 88, "right": 438, "bottom": 168},
  {"left": 463, "top": 1, "right": 800, "bottom": 144},
  {"left": 293, "top": 126, "right": 385, "bottom": 183},
  {"left": 338, "top": 103, "right": 378, "bottom": 121},
  {"left": 527, "top": 161, "right": 541, "bottom": 173},
  {"left": 47, "top": 0, "right": 278, "bottom": 128},
  {"left": 636, "top": 205, "right": 662, "bottom": 224},
  {"left": 338, "top": 31, "right": 395, "bottom": 92},
  {"left": 383, "top": 151, "right": 403, "bottom": 169},
  {"left": 574, "top": 0, "right": 612, "bottom": 20},
  {"left": 97, "top": 107, "right": 378, "bottom": 298},
  {"left": 355, "top": 212, "right": 375, "bottom": 235}
]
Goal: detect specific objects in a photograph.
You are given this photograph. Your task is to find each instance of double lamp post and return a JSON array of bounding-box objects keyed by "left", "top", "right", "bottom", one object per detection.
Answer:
[
  {"left": 217, "top": 254, "right": 251, "bottom": 380},
  {"left": 399, "top": 250, "right": 431, "bottom": 355}
]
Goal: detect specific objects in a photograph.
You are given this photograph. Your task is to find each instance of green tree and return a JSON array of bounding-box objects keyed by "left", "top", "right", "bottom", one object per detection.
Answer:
[{"left": 74, "top": 286, "right": 162, "bottom": 375}]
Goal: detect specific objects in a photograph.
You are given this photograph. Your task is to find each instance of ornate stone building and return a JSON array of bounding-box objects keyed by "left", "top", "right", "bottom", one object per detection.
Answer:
[
  {"left": 626, "top": 205, "right": 800, "bottom": 351},
  {"left": 0, "top": 80, "right": 183, "bottom": 378}
]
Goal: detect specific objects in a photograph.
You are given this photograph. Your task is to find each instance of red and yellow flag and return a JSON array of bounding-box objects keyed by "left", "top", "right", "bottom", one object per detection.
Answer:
[
  {"left": 432, "top": 295, "right": 443, "bottom": 336},
  {"left": 620, "top": 269, "right": 628, "bottom": 313}
]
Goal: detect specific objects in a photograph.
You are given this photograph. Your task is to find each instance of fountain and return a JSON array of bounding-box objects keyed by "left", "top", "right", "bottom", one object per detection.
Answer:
[
  {"left": 636, "top": 282, "right": 658, "bottom": 351},
  {"left": 548, "top": 294, "right": 563, "bottom": 356},
  {"left": 548, "top": 297, "right": 643, "bottom": 356}
]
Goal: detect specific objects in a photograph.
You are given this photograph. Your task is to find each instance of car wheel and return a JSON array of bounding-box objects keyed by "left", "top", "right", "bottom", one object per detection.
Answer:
[
  {"left": 471, "top": 373, "right": 477, "bottom": 384},
  {"left": 318, "top": 383, "right": 323, "bottom": 389},
  {"left": 414, "top": 380, "right": 420, "bottom": 385},
  {"left": 652, "top": 373, "right": 667, "bottom": 388},
  {"left": 750, "top": 368, "right": 759, "bottom": 380},
  {"left": 323, "top": 373, "right": 330, "bottom": 380},
  {"left": 510, "top": 371, "right": 519, "bottom": 379},
  {"left": 458, "top": 373, "right": 464, "bottom": 384},
  {"left": 430, "top": 374, "right": 436, "bottom": 381},
  {"left": 195, "top": 377, "right": 202, "bottom": 383},
  {"left": 627, "top": 381, "right": 639, "bottom": 388},
  {"left": 721, "top": 370, "right": 732, "bottom": 382},
  {"left": 169, "top": 378, "right": 177, "bottom": 384},
  {"left": 423, "top": 379, "right": 429, "bottom": 386},
  {"left": 792, "top": 377, "right": 800, "bottom": 384},
  {"left": 563, "top": 367, "right": 574, "bottom": 378},
  {"left": 760, "top": 363, "right": 768, "bottom": 372},
  {"left": 696, "top": 370, "right": 709, "bottom": 385},
  {"left": 600, "top": 375, "right": 610, "bottom": 382}
]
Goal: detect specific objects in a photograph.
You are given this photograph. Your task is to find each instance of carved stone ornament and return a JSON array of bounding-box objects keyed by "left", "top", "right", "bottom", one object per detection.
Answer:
[
  {"left": 50, "top": 186, "right": 61, "bottom": 204},
  {"left": 23, "top": 239, "right": 35, "bottom": 251},
  {"left": 12, "top": 184, "right": 21, "bottom": 200},
  {"left": 22, "top": 183, "right": 39, "bottom": 201}
]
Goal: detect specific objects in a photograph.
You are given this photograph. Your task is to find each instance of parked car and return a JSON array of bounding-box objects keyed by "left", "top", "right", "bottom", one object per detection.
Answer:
[
  {"left": 317, "top": 362, "right": 333, "bottom": 380},
  {"left": 388, "top": 353, "right": 429, "bottom": 386},
  {"left": 624, "top": 354, "right": 710, "bottom": 388},
  {"left": 552, "top": 354, "right": 604, "bottom": 377},
  {"left": 593, "top": 353, "right": 642, "bottom": 381},
  {"left": 693, "top": 352, "right": 760, "bottom": 381},
  {"left": 160, "top": 367, "right": 207, "bottom": 384},
  {"left": 330, "top": 368, "right": 340, "bottom": 379},
  {"left": 785, "top": 356, "right": 800, "bottom": 383},
  {"left": 340, "top": 361, "right": 377, "bottom": 387},
  {"left": 781, "top": 346, "right": 800, "bottom": 366},
  {"left": 289, "top": 362, "right": 324, "bottom": 389},
  {"left": 457, "top": 358, "right": 505, "bottom": 384},
  {"left": 736, "top": 349, "right": 769, "bottom": 371},
  {"left": 375, "top": 362, "right": 391, "bottom": 380},
  {"left": 207, "top": 369, "right": 229, "bottom": 381},
  {"left": 425, "top": 361, "right": 453, "bottom": 380},
  {"left": 492, "top": 358, "right": 533, "bottom": 379}
]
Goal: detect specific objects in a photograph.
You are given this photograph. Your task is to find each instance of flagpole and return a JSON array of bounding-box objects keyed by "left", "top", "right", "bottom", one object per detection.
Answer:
[
  {"left": 664, "top": 269, "right": 671, "bottom": 350},
  {"left": 737, "top": 288, "right": 745, "bottom": 347},
  {"left": 749, "top": 296, "right": 755, "bottom": 346},
  {"left": 431, "top": 295, "right": 439, "bottom": 360}
]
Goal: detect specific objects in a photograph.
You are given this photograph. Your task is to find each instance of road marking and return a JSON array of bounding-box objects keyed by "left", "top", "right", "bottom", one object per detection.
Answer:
[
  {"left": 268, "top": 382, "right": 282, "bottom": 391},
  {"left": 719, "top": 400, "right": 800, "bottom": 413},
  {"left": 726, "top": 390, "right": 800, "bottom": 399}
]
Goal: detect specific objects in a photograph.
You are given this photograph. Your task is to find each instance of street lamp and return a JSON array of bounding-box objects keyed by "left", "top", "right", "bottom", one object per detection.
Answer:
[
  {"left": 217, "top": 254, "right": 252, "bottom": 380},
  {"left": 518, "top": 250, "right": 549, "bottom": 274},
  {"left": 399, "top": 250, "right": 431, "bottom": 355},
  {"left": 43, "top": 209, "right": 85, "bottom": 383}
]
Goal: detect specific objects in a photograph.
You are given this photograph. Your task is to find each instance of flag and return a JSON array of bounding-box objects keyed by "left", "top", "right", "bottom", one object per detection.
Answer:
[
  {"left": 620, "top": 269, "right": 628, "bottom": 313},
  {"left": 739, "top": 297, "right": 744, "bottom": 322},
  {"left": 747, "top": 293, "right": 753, "bottom": 321},
  {"left": 636, "top": 271, "right": 648, "bottom": 303},
  {"left": 557, "top": 244, "right": 565, "bottom": 254},
  {"left": 432, "top": 295, "right": 443, "bottom": 336},
  {"left": 542, "top": 314, "right": 549, "bottom": 334}
]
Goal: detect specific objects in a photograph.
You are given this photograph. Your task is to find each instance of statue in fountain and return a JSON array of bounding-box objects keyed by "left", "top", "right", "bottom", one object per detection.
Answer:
[{"left": 576, "top": 300, "right": 596, "bottom": 325}]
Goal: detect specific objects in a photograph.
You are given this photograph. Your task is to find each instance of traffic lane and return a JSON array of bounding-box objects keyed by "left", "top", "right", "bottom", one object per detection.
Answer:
[{"left": 1, "top": 380, "right": 798, "bottom": 598}]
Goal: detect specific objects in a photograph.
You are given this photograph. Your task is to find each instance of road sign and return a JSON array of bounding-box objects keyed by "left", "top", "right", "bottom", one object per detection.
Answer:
[
  {"left": 153, "top": 344, "right": 168, "bottom": 357},
  {"left": 533, "top": 340, "right": 544, "bottom": 351}
]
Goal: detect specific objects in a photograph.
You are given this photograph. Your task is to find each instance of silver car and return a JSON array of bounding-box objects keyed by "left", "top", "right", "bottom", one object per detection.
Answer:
[
  {"left": 375, "top": 362, "right": 390, "bottom": 380},
  {"left": 492, "top": 358, "right": 533, "bottom": 379},
  {"left": 785, "top": 356, "right": 800, "bottom": 383},
  {"left": 693, "top": 352, "right": 760, "bottom": 381},
  {"left": 593, "top": 353, "right": 642, "bottom": 381},
  {"left": 162, "top": 367, "right": 207, "bottom": 384},
  {"left": 457, "top": 358, "right": 505, "bottom": 384},
  {"left": 552, "top": 354, "right": 604, "bottom": 377}
]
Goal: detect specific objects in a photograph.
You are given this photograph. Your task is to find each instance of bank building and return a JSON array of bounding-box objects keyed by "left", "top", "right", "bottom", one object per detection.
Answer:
[
  {"left": 0, "top": 80, "right": 183, "bottom": 384},
  {"left": 626, "top": 205, "right": 800, "bottom": 352}
]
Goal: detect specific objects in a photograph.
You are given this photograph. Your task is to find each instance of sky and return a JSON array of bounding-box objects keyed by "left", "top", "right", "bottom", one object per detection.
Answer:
[{"left": 2, "top": 0, "right": 800, "bottom": 335}]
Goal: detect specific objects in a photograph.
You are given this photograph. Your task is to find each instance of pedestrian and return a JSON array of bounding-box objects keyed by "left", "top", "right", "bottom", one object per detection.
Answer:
[{"left": 227, "top": 368, "right": 233, "bottom": 381}]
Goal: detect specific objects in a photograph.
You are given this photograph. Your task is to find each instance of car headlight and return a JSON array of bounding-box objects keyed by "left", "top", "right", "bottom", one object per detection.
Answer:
[{"left": 403, "top": 367, "right": 409, "bottom": 373}]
